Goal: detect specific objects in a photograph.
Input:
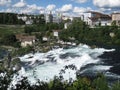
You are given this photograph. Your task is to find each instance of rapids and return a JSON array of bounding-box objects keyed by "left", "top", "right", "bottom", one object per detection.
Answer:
[{"left": 18, "top": 44, "right": 119, "bottom": 83}]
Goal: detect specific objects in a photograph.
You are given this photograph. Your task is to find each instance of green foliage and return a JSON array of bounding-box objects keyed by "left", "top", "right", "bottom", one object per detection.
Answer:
[
  {"left": 24, "top": 25, "right": 39, "bottom": 34},
  {"left": 49, "top": 76, "right": 65, "bottom": 90},
  {"left": 0, "top": 13, "right": 25, "bottom": 25},
  {"left": 13, "top": 77, "right": 31, "bottom": 90},
  {"left": 24, "top": 23, "right": 64, "bottom": 34},
  {"left": 59, "top": 19, "right": 120, "bottom": 46},
  {"left": 0, "top": 25, "right": 24, "bottom": 37},
  {"left": 70, "top": 77, "right": 93, "bottom": 90},
  {"left": 0, "top": 68, "right": 120, "bottom": 90},
  {"left": 111, "top": 81, "right": 120, "bottom": 90},
  {"left": 11, "top": 58, "right": 21, "bottom": 66},
  {"left": 93, "top": 74, "right": 109, "bottom": 90},
  {"left": 0, "top": 33, "right": 20, "bottom": 47},
  {"left": 14, "top": 46, "right": 34, "bottom": 56},
  {"left": 60, "top": 19, "right": 89, "bottom": 42},
  {"left": 33, "top": 14, "right": 45, "bottom": 25},
  {"left": 0, "top": 73, "right": 13, "bottom": 90},
  {"left": 111, "top": 21, "right": 117, "bottom": 26}
]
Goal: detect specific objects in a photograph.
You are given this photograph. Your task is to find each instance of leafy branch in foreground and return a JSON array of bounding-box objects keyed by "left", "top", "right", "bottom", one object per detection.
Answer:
[{"left": 0, "top": 64, "right": 120, "bottom": 90}]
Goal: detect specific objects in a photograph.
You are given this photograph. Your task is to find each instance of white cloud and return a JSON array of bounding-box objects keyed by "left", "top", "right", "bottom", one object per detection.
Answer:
[
  {"left": 46, "top": 4, "right": 56, "bottom": 11},
  {"left": 72, "top": 0, "right": 87, "bottom": 3},
  {"left": 5, "top": 8, "right": 13, "bottom": 13},
  {"left": 27, "top": 4, "right": 41, "bottom": 11},
  {"left": 0, "top": 0, "right": 45, "bottom": 14},
  {"left": 0, "top": 8, "right": 17, "bottom": 13},
  {"left": 13, "top": 0, "right": 26, "bottom": 8},
  {"left": 0, "top": 0, "right": 11, "bottom": 6},
  {"left": 93, "top": 0, "right": 120, "bottom": 8},
  {"left": 20, "top": 9, "right": 31, "bottom": 14},
  {"left": 20, "top": 4, "right": 44, "bottom": 14},
  {"left": 60, "top": 4, "right": 73, "bottom": 12},
  {"left": 73, "top": 7, "right": 91, "bottom": 13},
  {"left": 62, "top": 12, "right": 78, "bottom": 17},
  {"left": 40, "top": 10, "right": 45, "bottom": 14},
  {"left": 99, "top": 8, "right": 112, "bottom": 12}
]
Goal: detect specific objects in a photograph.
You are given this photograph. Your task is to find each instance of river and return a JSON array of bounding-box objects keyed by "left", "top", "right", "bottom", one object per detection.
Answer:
[{"left": 17, "top": 44, "right": 120, "bottom": 84}]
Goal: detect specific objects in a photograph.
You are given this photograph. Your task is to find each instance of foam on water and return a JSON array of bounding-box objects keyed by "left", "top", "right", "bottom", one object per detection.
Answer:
[{"left": 19, "top": 44, "right": 115, "bottom": 83}]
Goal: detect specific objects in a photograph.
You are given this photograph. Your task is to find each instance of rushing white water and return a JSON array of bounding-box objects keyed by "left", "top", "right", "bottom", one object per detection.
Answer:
[{"left": 19, "top": 44, "right": 115, "bottom": 83}]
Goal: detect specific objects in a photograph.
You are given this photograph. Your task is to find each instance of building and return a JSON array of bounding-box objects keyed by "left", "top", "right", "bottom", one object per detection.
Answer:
[
  {"left": 53, "top": 31, "right": 58, "bottom": 37},
  {"left": 83, "top": 11, "right": 111, "bottom": 26},
  {"left": 53, "top": 16, "right": 62, "bottom": 23},
  {"left": 82, "top": 12, "right": 93, "bottom": 26},
  {"left": 16, "top": 34, "right": 36, "bottom": 47},
  {"left": 53, "top": 13, "right": 62, "bottom": 23},
  {"left": 62, "top": 16, "right": 73, "bottom": 21},
  {"left": 17, "top": 15, "right": 27, "bottom": 21},
  {"left": 112, "top": 13, "right": 120, "bottom": 26},
  {"left": 64, "top": 22, "right": 72, "bottom": 29},
  {"left": 42, "top": 36, "right": 49, "bottom": 41},
  {"left": 53, "top": 30, "right": 62, "bottom": 38},
  {"left": 45, "top": 12, "right": 53, "bottom": 23},
  {"left": 17, "top": 15, "right": 33, "bottom": 25},
  {"left": 25, "top": 19, "right": 33, "bottom": 25}
]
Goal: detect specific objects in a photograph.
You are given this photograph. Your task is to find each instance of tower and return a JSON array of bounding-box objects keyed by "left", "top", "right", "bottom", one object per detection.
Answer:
[{"left": 45, "top": 11, "right": 53, "bottom": 23}]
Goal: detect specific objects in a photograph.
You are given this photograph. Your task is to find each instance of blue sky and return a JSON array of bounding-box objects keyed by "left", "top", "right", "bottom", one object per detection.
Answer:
[{"left": 0, "top": 0, "right": 120, "bottom": 16}]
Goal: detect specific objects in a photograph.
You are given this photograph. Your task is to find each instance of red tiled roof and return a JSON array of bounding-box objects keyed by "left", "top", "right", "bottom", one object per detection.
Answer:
[
  {"left": 15, "top": 34, "right": 36, "bottom": 42},
  {"left": 87, "top": 11, "right": 111, "bottom": 21}
]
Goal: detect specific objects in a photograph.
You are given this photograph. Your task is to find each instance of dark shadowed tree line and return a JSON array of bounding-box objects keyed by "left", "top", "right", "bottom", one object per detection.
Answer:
[
  {"left": 0, "top": 33, "right": 20, "bottom": 48},
  {"left": 0, "top": 13, "right": 25, "bottom": 25}
]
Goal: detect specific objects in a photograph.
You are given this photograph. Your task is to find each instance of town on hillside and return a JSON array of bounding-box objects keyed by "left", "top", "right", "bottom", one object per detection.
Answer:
[
  {"left": 0, "top": 8, "right": 120, "bottom": 90},
  {"left": 16, "top": 11, "right": 120, "bottom": 26},
  {"left": 0, "top": 11, "right": 120, "bottom": 56}
]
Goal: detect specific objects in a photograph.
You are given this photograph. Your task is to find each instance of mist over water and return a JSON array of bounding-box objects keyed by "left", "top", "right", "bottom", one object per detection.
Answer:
[{"left": 19, "top": 44, "right": 120, "bottom": 83}]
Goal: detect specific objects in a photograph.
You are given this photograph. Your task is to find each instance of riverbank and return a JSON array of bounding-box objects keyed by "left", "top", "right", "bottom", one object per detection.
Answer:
[{"left": 1, "top": 40, "right": 120, "bottom": 58}]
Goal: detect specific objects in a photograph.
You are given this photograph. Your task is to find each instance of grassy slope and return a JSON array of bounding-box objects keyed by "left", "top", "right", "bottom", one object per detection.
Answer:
[{"left": 0, "top": 25, "right": 25, "bottom": 37}]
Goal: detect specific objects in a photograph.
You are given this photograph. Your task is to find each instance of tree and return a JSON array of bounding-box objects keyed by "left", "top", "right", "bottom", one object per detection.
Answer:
[
  {"left": 111, "top": 21, "right": 117, "bottom": 26},
  {"left": 112, "top": 81, "right": 120, "bottom": 90},
  {"left": 1, "top": 33, "right": 18, "bottom": 46},
  {"left": 0, "top": 13, "right": 25, "bottom": 25},
  {"left": 93, "top": 74, "right": 109, "bottom": 90}
]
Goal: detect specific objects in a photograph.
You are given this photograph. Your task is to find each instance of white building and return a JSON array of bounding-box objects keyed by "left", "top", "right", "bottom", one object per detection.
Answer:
[
  {"left": 53, "top": 13, "right": 62, "bottom": 23},
  {"left": 17, "top": 15, "right": 34, "bottom": 25},
  {"left": 42, "top": 37, "right": 48, "bottom": 41},
  {"left": 64, "top": 22, "right": 72, "bottom": 29},
  {"left": 53, "top": 30, "right": 61, "bottom": 37},
  {"left": 25, "top": 20, "right": 33, "bottom": 25},
  {"left": 83, "top": 11, "right": 111, "bottom": 26},
  {"left": 45, "top": 13, "right": 53, "bottom": 23},
  {"left": 17, "top": 15, "right": 27, "bottom": 21},
  {"left": 62, "top": 16, "right": 73, "bottom": 21},
  {"left": 21, "top": 40, "right": 35, "bottom": 47},
  {"left": 53, "top": 31, "right": 59, "bottom": 37},
  {"left": 82, "top": 13, "right": 93, "bottom": 26},
  {"left": 112, "top": 13, "right": 120, "bottom": 26},
  {"left": 21, "top": 36, "right": 36, "bottom": 47},
  {"left": 16, "top": 34, "right": 36, "bottom": 47}
]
